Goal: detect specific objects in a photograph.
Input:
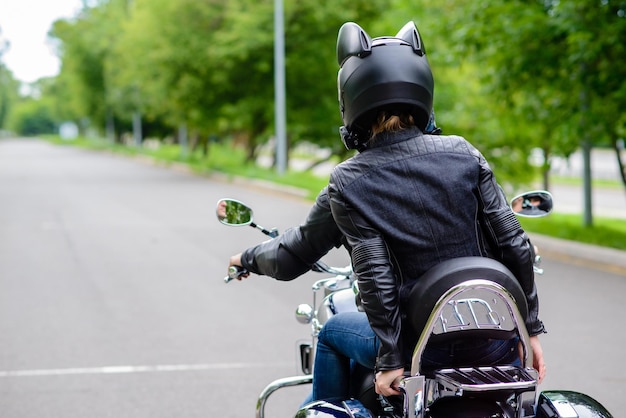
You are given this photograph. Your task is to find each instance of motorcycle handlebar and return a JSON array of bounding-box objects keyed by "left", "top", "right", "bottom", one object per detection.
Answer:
[{"left": 224, "top": 265, "right": 248, "bottom": 283}]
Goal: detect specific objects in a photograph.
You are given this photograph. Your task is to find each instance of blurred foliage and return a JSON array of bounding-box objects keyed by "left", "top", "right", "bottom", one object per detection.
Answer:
[
  {"left": 0, "top": 67, "right": 16, "bottom": 132},
  {"left": 454, "top": 0, "right": 626, "bottom": 187},
  {"left": 6, "top": 97, "right": 57, "bottom": 136},
  {"left": 0, "top": 28, "right": 18, "bottom": 132},
  {"left": 1, "top": 0, "right": 625, "bottom": 191}
]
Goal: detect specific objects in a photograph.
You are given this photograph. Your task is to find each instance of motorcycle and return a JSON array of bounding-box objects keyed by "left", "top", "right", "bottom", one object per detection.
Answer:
[{"left": 216, "top": 191, "right": 613, "bottom": 418}]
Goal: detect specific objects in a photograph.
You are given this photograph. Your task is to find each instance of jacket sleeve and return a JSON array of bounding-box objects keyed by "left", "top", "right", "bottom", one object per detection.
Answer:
[
  {"left": 475, "top": 150, "right": 546, "bottom": 336},
  {"left": 328, "top": 177, "right": 405, "bottom": 371},
  {"left": 240, "top": 187, "right": 344, "bottom": 281}
]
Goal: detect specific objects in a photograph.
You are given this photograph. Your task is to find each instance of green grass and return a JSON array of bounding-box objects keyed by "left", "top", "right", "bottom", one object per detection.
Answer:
[
  {"left": 550, "top": 175, "right": 623, "bottom": 189},
  {"left": 46, "top": 135, "right": 626, "bottom": 252},
  {"left": 519, "top": 213, "right": 626, "bottom": 251}
]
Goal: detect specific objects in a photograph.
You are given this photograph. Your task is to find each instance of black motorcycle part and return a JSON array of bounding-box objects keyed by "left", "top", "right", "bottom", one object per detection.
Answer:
[
  {"left": 349, "top": 364, "right": 387, "bottom": 416},
  {"left": 427, "top": 396, "right": 509, "bottom": 417},
  {"left": 299, "top": 343, "right": 313, "bottom": 375}
]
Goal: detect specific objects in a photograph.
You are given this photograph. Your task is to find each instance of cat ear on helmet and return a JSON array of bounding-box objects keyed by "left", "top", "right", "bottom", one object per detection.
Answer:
[
  {"left": 395, "top": 21, "right": 425, "bottom": 56},
  {"left": 337, "top": 22, "right": 372, "bottom": 66}
]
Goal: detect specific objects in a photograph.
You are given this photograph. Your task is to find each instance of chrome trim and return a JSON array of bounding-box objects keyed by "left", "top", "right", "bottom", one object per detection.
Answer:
[
  {"left": 295, "top": 304, "right": 314, "bottom": 324},
  {"left": 435, "top": 366, "right": 537, "bottom": 393},
  {"left": 256, "top": 375, "right": 312, "bottom": 418},
  {"left": 399, "top": 375, "right": 426, "bottom": 418}
]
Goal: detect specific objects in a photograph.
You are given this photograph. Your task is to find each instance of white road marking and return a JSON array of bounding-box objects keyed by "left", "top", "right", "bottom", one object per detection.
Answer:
[{"left": 0, "top": 362, "right": 293, "bottom": 377}]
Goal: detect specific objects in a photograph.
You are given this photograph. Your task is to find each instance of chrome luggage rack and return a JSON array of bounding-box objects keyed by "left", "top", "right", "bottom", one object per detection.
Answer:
[
  {"left": 423, "top": 365, "right": 539, "bottom": 418},
  {"left": 434, "top": 365, "right": 537, "bottom": 394}
]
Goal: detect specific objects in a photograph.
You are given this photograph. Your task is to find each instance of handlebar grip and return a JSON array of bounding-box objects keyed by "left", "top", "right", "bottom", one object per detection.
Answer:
[{"left": 224, "top": 265, "right": 248, "bottom": 283}]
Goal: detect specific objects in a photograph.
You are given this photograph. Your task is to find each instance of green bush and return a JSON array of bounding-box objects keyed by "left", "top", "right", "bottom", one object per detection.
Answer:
[{"left": 8, "top": 99, "right": 57, "bottom": 136}]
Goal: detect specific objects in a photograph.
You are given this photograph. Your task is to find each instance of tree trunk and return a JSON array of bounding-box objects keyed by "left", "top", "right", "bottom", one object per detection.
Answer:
[
  {"left": 612, "top": 138, "right": 626, "bottom": 193},
  {"left": 106, "top": 108, "right": 116, "bottom": 144},
  {"left": 132, "top": 111, "right": 142, "bottom": 147},
  {"left": 541, "top": 145, "right": 551, "bottom": 192},
  {"left": 178, "top": 124, "right": 188, "bottom": 158},
  {"left": 191, "top": 134, "right": 209, "bottom": 158}
]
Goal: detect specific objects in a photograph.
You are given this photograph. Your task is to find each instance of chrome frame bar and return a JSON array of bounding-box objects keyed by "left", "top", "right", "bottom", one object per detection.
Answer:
[{"left": 256, "top": 375, "right": 312, "bottom": 418}]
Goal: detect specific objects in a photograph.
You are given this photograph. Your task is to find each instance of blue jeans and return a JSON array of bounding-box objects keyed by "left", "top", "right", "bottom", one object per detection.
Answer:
[
  {"left": 311, "top": 311, "right": 520, "bottom": 402},
  {"left": 312, "top": 312, "right": 378, "bottom": 401}
]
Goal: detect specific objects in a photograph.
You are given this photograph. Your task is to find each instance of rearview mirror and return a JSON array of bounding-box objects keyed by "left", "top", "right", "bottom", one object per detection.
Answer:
[
  {"left": 510, "top": 190, "right": 553, "bottom": 218},
  {"left": 216, "top": 199, "right": 254, "bottom": 226}
]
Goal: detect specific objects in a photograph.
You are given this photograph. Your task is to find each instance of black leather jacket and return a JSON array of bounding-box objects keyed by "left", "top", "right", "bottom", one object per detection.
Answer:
[
  {"left": 328, "top": 127, "right": 545, "bottom": 371},
  {"left": 240, "top": 187, "right": 345, "bottom": 280}
]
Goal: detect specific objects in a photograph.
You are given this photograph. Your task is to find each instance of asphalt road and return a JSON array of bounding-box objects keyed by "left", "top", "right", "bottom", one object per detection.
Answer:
[{"left": 0, "top": 138, "right": 624, "bottom": 417}]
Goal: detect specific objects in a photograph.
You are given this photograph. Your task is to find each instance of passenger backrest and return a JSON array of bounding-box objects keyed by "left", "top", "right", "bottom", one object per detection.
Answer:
[{"left": 406, "top": 257, "right": 528, "bottom": 344}]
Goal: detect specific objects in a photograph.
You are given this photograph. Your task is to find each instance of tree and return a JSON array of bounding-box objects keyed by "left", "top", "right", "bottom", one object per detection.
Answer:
[
  {"left": 204, "top": 0, "right": 393, "bottom": 162},
  {"left": 108, "top": 0, "right": 391, "bottom": 163},
  {"left": 441, "top": 0, "right": 626, "bottom": 218},
  {"left": 0, "top": 27, "right": 19, "bottom": 133},
  {"left": 110, "top": 0, "right": 229, "bottom": 143},
  {"left": 50, "top": 0, "right": 128, "bottom": 135},
  {"left": 282, "top": 0, "right": 391, "bottom": 152}
]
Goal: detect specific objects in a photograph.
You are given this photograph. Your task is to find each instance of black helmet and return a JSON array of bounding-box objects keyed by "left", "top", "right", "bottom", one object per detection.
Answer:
[{"left": 337, "top": 21, "right": 434, "bottom": 150}]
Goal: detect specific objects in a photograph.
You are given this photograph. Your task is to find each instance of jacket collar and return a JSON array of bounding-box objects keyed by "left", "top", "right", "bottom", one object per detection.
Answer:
[{"left": 366, "top": 126, "right": 423, "bottom": 150}]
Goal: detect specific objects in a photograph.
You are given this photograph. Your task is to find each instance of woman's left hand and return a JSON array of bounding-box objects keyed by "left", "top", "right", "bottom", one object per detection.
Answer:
[
  {"left": 375, "top": 368, "right": 404, "bottom": 397},
  {"left": 530, "top": 335, "right": 546, "bottom": 383}
]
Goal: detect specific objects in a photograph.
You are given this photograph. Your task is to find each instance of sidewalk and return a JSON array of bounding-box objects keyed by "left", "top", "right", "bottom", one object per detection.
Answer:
[{"left": 549, "top": 183, "right": 625, "bottom": 220}]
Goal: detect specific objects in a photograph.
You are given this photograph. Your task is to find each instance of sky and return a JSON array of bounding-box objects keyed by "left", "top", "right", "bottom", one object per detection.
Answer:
[{"left": 0, "top": 0, "right": 84, "bottom": 83}]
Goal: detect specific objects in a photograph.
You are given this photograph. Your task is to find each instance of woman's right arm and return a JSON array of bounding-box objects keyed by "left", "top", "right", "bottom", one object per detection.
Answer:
[{"left": 474, "top": 148, "right": 545, "bottom": 337}]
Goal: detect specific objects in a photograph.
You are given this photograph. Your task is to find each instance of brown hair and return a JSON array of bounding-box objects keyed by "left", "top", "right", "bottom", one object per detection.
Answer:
[{"left": 370, "top": 110, "right": 415, "bottom": 138}]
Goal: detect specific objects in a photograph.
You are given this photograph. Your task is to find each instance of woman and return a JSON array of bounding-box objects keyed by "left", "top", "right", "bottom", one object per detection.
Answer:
[
  {"left": 318, "top": 21, "right": 546, "bottom": 399},
  {"left": 227, "top": 20, "right": 546, "bottom": 403}
]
